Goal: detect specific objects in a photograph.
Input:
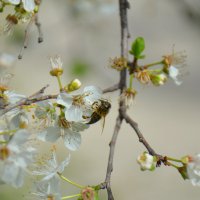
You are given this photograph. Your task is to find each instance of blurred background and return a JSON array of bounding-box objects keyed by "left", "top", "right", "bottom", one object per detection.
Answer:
[{"left": 0, "top": 0, "right": 200, "bottom": 199}]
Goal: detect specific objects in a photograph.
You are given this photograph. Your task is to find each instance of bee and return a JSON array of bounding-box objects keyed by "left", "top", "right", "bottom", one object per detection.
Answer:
[{"left": 87, "top": 99, "right": 111, "bottom": 131}]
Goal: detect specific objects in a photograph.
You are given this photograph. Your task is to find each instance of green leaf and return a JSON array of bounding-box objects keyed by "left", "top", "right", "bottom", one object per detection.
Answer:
[{"left": 130, "top": 37, "right": 145, "bottom": 59}]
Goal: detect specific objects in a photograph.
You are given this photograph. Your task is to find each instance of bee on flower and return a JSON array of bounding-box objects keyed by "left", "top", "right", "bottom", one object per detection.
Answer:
[{"left": 57, "top": 86, "right": 102, "bottom": 123}]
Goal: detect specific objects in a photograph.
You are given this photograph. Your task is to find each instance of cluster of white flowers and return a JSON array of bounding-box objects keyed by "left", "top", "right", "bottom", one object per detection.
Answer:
[
  {"left": 0, "top": 129, "right": 36, "bottom": 187},
  {"left": 0, "top": 54, "right": 106, "bottom": 196},
  {"left": 31, "top": 150, "right": 69, "bottom": 199}
]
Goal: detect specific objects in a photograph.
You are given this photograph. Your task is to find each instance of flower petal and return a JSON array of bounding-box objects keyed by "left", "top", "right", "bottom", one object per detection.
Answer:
[
  {"left": 7, "top": 0, "right": 20, "bottom": 5},
  {"left": 57, "top": 154, "right": 70, "bottom": 173},
  {"left": 37, "top": 127, "right": 60, "bottom": 142},
  {"left": 63, "top": 129, "right": 81, "bottom": 151},
  {"left": 57, "top": 93, "right": 72, "bottom": 108},
  {"left": 22, "top": 0, "right": 35, "bottom": 12},
  {"left": 65, "top": 105, "right": 83, "bottom": 122},
  {"left": 84, "top": 86, "right": 102, "bottom": 104},
  {"left": 71, "top": 122, "right": 89, "bottom": 132}
]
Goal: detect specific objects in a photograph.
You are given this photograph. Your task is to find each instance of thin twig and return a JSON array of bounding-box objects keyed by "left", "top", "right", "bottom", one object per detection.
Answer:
[
  {"left": 0, "top": 85, "right": 57, "bottom": 116},
  {"left": 18, "top": 15, "right": 35, "bottom": 59},
  {"left": 122, "top": 113, "right": 157, "bottom": 156},
  {"left": 103, "top": 84, "right": 119, "bottom": 93},
  {"left": 29, "top": 84, "right": 49, "bottom": 98},
  {"left": 105, "top": 116, "right": 122, "bottom": 200},
  {"left": 35, "top": 13, "right": 43, "bottom": 43}
]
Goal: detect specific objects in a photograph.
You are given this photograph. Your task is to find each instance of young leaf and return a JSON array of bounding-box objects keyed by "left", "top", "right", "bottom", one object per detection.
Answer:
[{"left": 130, "top": 37, "right": 145, "bottom": 59}]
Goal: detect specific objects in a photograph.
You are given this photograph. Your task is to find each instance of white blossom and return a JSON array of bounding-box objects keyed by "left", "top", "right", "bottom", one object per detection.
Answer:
[
  {"left": 137, "top": 152, "right": 156, "bottom": 171},
  {"left": 187, "top": 154, "right": 200, "bottom": 186},
  {"left": 0, "top": 129, "right": 36, "bottom": 188},
  {"left": 32, "top": 177, "right": 61, "bottom": 200},
  {"left": 168, "top": 66, "right": 182, "bottom": 85},
  {"left": 57, "top": 86, "right": 102, "bottom": 123},
  {"left": 37, "top": 117, "right": 88, "bottom": 151},
  {"left": 32, "top": 150, "right": 70, "bottom": 181}
]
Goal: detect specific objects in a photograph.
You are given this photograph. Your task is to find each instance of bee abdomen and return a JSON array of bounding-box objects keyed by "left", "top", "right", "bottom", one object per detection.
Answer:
[{"left": 87, "top": 112, "right": 101, "bottom": 124}]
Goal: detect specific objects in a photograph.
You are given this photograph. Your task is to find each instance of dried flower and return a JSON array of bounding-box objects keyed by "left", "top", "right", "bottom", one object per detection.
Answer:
[
  {"left": 120, "top": 88, "right": 137, "bottom": 107},
  {"left": 136, "top": 69, "right": 151, "bottom": 84},
  {"left": 109, "top": 57, "right": 127, "bottom": 71}
]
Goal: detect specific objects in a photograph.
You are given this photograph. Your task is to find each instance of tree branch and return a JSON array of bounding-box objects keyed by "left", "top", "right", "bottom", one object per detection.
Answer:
[
  {"left": 104, "top": 1, "right": 130, "bottom": 199},
  {"left": 103, "top": 84, "right": 119, "bottom": 93},
  {"left": 0, "top": 85, "right": 57, "bottom": 116},
  {"left": 105, "top": 116, "right": 122, "bottom": 200}
]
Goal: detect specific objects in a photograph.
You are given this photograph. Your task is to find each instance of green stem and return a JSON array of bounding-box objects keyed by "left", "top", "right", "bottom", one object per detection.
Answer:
[
  {"left": 61, "top": 194, "right": 81, "bottom": 200},
  {"left": 58, "top": 173, "right": 84, "bottom": 189},
  {"left": 167, "top": 157, "right": 182, "bottom": 163},
  {"left": 0, "top": 140, "right": 7, "bottom": 144},
  {"left": 57, "top": 75, "right": 63, "bottom": 90},
  {"left": 0, "top": 129, "right": 17, "bottom": 136},
  {"left": 144, "top": 60, "right": 163, "bottom": 68},
  {"left": 166, "top": 161, "right": 179, "bottom": 169},
  {"left": 129, "top": 73, "right": 134, "bottom": 89}
]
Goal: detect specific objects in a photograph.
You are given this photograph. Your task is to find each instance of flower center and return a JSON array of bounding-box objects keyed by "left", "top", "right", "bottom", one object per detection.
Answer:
[
  {"left": 72, "top": 95, "right": 85, "bottom": 107},
  {"left": 0, "top": 146, "right": 10, "bottom": 160},
  {"left": 58, "top": 117, "right": 71, "bottom": 129},
  {"left": 47, "top": 195, "right": 55, "bottom": 200}
]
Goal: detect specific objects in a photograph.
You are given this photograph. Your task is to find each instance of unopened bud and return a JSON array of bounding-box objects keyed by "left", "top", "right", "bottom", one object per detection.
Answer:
[
  {"left": 137, "top": 152, "right": 156, "bottom": 171},
  {"left": 64, "top": 79, "right": 81, "bottom": 92},
  {"left": 150, "top": 73, "right": 167, "bottom": 86}
]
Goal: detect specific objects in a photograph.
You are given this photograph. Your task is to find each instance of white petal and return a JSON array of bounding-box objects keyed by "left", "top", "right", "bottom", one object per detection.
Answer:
[
  {"left": 1, "top": 164, "right": 25, "bottom": 188},
  {"left": 22, "top": 0, "right": 35, "bottom": 12},
  {"left": 63, "top": 129, "right": 81, "bottom": 151},
  {"left": 8, "top": 0, "right": 20, "bottom": 5},
  {"left": 4, "top": 91, "right": 26, "bottom": 104},
  {"left": 37, "top": 127, "right": 60, "bottom": 142},
  {"left": 8, "top": 129, "right": 29, "bottom": 151},
  {"left": 169, "top": 66, "right": 179, "bottom": 78},
  {"left": 71, "top": 122, "right": 89, "bottom": 132},
  {"left": 57, "top": 93, "right": 72, "bottom": 108},
  {"left": 57, "top": 154, "right": 70, "bottom": 173},
  {"left": 84, "top": 86, "right": 102, "bottom": 104},
  {"left": 65, "top": 105, "right": 83, "bottom": 122}
]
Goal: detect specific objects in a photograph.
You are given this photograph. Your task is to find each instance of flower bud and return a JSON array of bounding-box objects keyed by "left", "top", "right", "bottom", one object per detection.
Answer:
[
  {"left": 150, "top": 73, "right": 167, "bottom": 86},
  {"left": 137, "top": 152, "right": 156, "bottom": 171},
  {"left": 64, "top": 79, "right": 81, "bottom": 93}
]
